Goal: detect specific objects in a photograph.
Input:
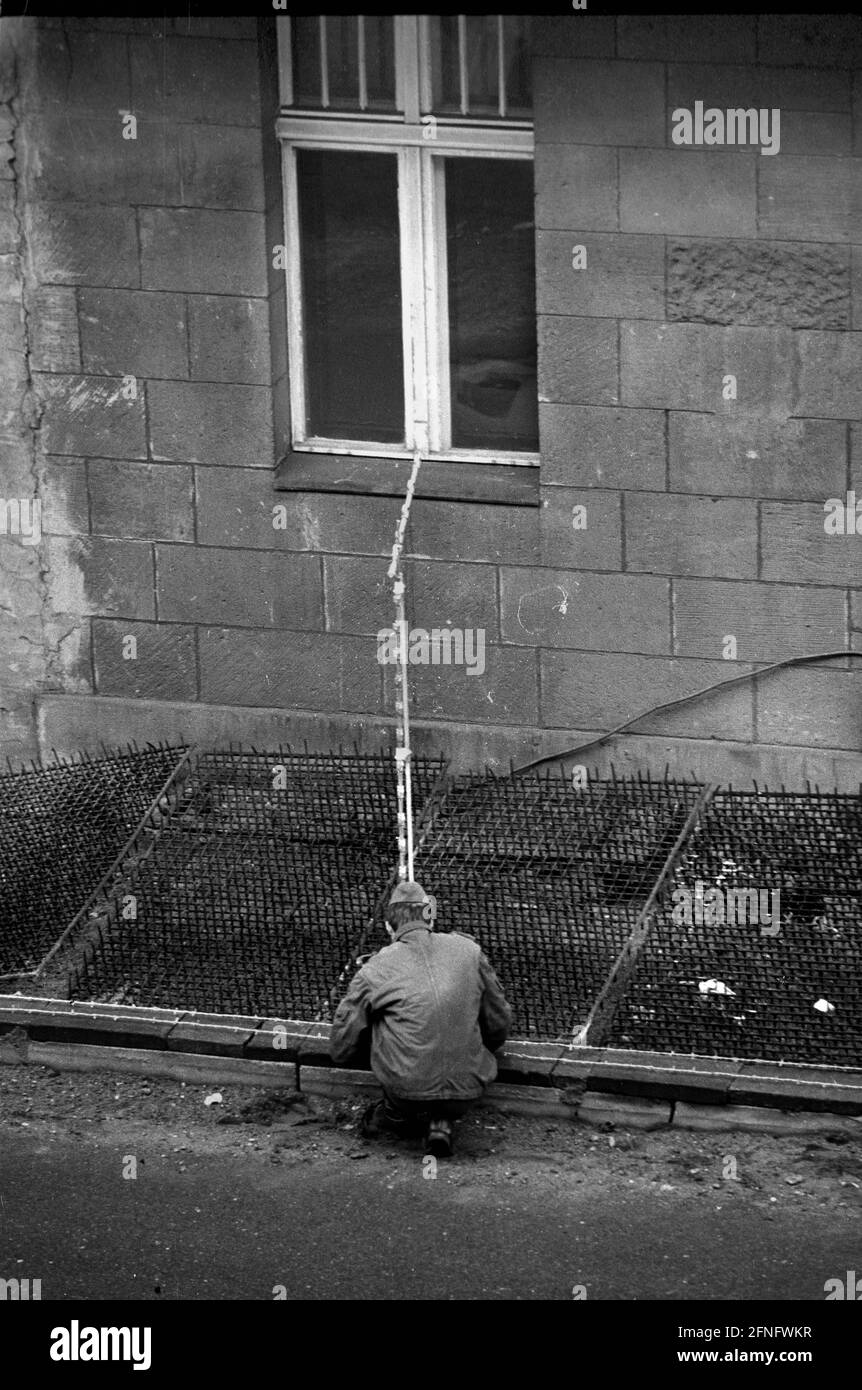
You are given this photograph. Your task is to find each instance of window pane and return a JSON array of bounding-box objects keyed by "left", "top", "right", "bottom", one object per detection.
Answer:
[
  {"left": 297, "top": 150, "right": 404, "bottom": 443},
  {"left": 326, "top": 15, "right": 359, "bottom": 109},
  {"left": 445, "top": 158, "right": 538, "bottom": 452},
  {"left": 291, "top": 16, "right": 397, "bottom": 112},
  {"left": 428, "top": 15, "right": 461, "bottom": 114},
  {"left": 427, "top": 14, "right": 532, "bottom": 117},
  {"left": 363, "top": 16, "right": 397, "bottom": 110},
  {"left": 503, "top": 16, "right": 532, "bottom": 114},
  {"left": 465, "top": 14, "right": 499, "bottom": 115},
  {"left": 292, "top": 16, "right": 322, "bottom": 107}
]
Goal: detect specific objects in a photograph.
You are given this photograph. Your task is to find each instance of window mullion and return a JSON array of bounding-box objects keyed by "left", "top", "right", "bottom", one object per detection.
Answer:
[{"left": 396, "top": 15, "right": 421, "bottom": 123}]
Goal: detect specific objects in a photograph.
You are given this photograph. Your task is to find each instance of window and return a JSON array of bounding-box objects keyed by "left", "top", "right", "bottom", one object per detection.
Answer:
[{"left": 276, "top": 15, "right": 537, "bottom": 466}]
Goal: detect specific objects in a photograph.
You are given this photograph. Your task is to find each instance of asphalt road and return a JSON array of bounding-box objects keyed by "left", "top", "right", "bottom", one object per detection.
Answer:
[{"left": 1, "top": 1071, "right": 860, "bottom": 1301}]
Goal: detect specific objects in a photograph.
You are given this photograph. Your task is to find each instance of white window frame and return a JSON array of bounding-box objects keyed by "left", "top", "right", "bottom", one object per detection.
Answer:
[{"left": 276, "top": 15, "right": 537, "bottom": 467}]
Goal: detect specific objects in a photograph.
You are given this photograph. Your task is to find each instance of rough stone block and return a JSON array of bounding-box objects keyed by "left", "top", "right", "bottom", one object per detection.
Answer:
[
  {"left": 188, "top": 295, "right": 270, "bottom": 383},
  {"left": 30, "top": 27, "right": 131, "bottom": 110},
  {"left": 621, "top": 321, "right": 796, "bottom": 417},
  {"left": 500, "top": 567, "right": 670, "bottom": 653},
  {"left": 540, "top": 486, "right": 622, "bottom": 570},
  {"left": 667, "top": 239, "right": 849, "bottom": 329},
  {"left": 26, "top": 201, "right": 139, "bottom": 288},
  {"left": 199, "top": 477, "right": 403, "bottom": 555},
  {"left": 79, "top": 289, "right": 188, "bottom": 379},
  {"left": 36, "top": 373, "right": 147, "bottom": 459},
  {"left": 540, "top": 650, "right": 755, "bottom": 740},
  {"left": 177, "top": 123, "right": 266, "bottom": 210},
  {"left": 853, "top": 589, "right": 862, "bottom": 651},
  {"left": 855, "top": 71, "right": 862, "bottom": 156},
  {"left": 756, "top": 14, "right": 862, "bottom": 67},
  {"left": 157, "top": 546, "right": 323, "bottom": 629},
  {"left": 404, "top": 645, "right": 538, "bottom": 726},
  {"left": 0, "top": 183, "right": 16, "bottom": 253},
  {"left": 534, "top": 145, "right": 618, "bottom": 233},
  {"left": 777, "top": 110, "right": 853, "bottom": 156},
  {"left": 28, "top": 286, "right": 80, "bottom": 371},
  {"left": 130, "top": 35, "right": 261, "bottom": 125},
  {"left": 163, "top": 18, "right": 257, "bottom": 39},
  {"left": 323, "top": 554, "right": 394, "bottom": 635},
  {"left": 796, "top": 330, "right": 862, "bottom": 418},
  {"left": 853, "top": 245, "right": 862, "bottom": 329},
  {"left": 38, "top": 459, "right": 89, "bottom": 536},
  {"left": 408, "top": 499, "right": 540, "bottom": 566},
  {"left": 148, "top": 381, "right": 273, "bottom": 467},
  {"left": 625, "top": 493, "right": 758, "bottom": 579},
  {"left": 195, "top": 466, "right": 297, "bottom": 548},
  {"left": 26, "top": 114, "right": 182, "bottom": 206},
  {"left": 618, "top": 15, "right": 756, "bottom": 62},
  {"left": 92, "top": 618, "right": 197, "bottom": 700},
  {"left": 674, "top": 579, "right": 846, "bottom": 662},
  {"left": 667, "top": 63, "right": 851, "bottom": 115},
  {"left": 408, "top": 559, "right": 500, "bottom": 640},
  {"left": 535, "top": 59, "right": 665, "bottom": 146},
  {"left": 44, "top": 536, "right": 154, "bottom": 618},
  {"left": 268, "top": 284, "right": 288, "bottom": 389},
  {"left": 540, "top": 404, "right": 665, "bottom": 491},
  {"left": 537, "top": 232, "right": 665, "bottom": 319},
  {"left": 761, "top": 503, "right": 862, "bottom": 585},
  {"left": 198, "top": 628, "right": 382, "bottom": 712},
  {"left": 139, "top": 208, "right": 267, "bottom": 296},
  {"left": 756, "top": 667, "right": 862, "bottom": 749},
  {"left": 89, "top": 459, "right": 194, "bottom": 541},
  {"left": 531, "top": 16, "right": 615, "bottom": 58},
  {"left": 538, "top": 316, "right": 618, "bottom": 406},
  {"left": 668, "top": 414, "right": 847, "bottom": 500},
  {"left": 758, "top": 157, "right": 862, "bottom": 243},
  {"left": 620, "top": 151, "right": 756, "bottom": 237}
]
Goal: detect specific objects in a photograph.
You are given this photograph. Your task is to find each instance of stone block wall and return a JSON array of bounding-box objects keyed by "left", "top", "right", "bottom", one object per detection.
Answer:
[{"left": 0, "top": 13, "right": 859, "bottom": 786}]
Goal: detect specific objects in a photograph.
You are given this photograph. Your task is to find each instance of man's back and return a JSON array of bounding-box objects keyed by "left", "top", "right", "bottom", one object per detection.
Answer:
[{"left": 330, "top": 922, "right": 511, "bottom": 1102}]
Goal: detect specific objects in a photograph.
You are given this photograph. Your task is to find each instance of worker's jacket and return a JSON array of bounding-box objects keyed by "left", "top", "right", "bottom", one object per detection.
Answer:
[{"left": 330, "top": 920, "right": 512, "bottom": 1101}]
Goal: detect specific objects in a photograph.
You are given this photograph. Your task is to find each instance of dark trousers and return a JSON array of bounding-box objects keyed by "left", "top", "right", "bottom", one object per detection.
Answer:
[{"left": 381, "top": 1090, "right": 474, "bottom": 1131}]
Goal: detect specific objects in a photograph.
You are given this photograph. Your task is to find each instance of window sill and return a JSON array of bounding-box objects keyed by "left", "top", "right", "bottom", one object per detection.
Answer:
[{"left": 274, "top": 451, "right": 540, "bottom": 507}]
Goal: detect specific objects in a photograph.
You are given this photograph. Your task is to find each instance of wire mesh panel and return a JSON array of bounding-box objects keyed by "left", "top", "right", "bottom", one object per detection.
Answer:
[
  {"left": 607, "top": 791, "right": 862, "bottom": 1065},
  {"left": 0, "top": 745, "right": 187, "bottom": 975},
  {"left": 411, "top": 770, "right": 706, "bottom": 1039},
  {"left": 68, "top": 750, "right": 447, "bottom": 1018}
]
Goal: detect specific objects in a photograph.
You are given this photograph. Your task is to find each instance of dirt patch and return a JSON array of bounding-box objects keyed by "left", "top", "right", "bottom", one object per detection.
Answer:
[{"left": 1, "top": 1062, "right": 860, "bottom": 1219}]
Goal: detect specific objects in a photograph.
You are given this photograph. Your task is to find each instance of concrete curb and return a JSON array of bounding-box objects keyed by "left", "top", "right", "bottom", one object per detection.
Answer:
[
  {"left": 3, "top": 1039, "right": 859, "bottom": 1136},
  {"left": 2, "top": 993, "right": 862, "bottom": 1134}
]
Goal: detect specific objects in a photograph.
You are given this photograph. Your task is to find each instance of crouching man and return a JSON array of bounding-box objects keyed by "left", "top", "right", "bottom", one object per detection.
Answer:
[{"left": 330, "top": 880, "right": 512, "bottom": 1157}]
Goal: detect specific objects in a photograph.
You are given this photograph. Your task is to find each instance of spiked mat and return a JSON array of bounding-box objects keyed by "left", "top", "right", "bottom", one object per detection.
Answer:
[{"left": 1, "top": 746, "right": 859, "bottom": 1064}]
